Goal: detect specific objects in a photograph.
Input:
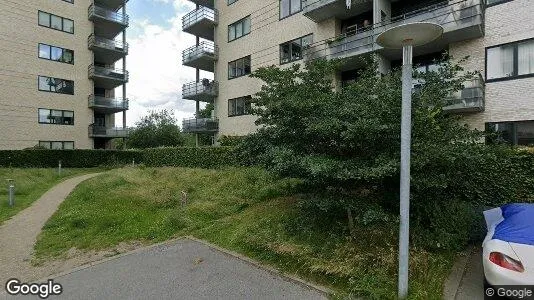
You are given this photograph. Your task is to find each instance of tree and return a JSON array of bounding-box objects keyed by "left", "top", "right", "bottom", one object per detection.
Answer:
[
  {"left": 238, "top": 57, "right": 533, "bottom": 249},
  {"left": 127, "top": 110, "right": 185, "bottom": 149}
]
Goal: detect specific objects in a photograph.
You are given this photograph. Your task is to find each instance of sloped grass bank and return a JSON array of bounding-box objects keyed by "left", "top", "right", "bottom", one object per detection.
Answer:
[
  {"left": 34, "top": 167, "right": 456, "bottom": 299},
  {"left": 0, "top": 168, "right": 99, "bottom": 225}
]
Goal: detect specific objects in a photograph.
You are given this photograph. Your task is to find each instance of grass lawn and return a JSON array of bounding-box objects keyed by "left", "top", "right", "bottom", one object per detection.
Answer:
[
  {"left": 0, "top": 168, "right": 100, "bottom": 225},
  {"left": 34, "top": 167, "right": 457, "bottom": 299}
]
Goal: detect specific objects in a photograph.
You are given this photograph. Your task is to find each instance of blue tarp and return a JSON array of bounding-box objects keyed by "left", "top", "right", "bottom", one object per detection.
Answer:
[{"left": 493, "top": 203, "right": 534, "bottom": 246}]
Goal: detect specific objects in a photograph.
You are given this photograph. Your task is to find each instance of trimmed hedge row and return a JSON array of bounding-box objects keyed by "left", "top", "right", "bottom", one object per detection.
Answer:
[
  {"left": 0, "top": 150, "right": 142, "bottom": 168},
  {"left": 143, "top": 147, "right": 237, "bottom": 168},
  {"left": 0, "top": 147, "right": 238, "bottom": 169}
]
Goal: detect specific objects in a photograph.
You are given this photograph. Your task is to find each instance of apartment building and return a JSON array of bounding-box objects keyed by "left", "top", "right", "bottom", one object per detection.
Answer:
[
  {"left": 0, "top": 0, "right": 130, "bottom": 150},
  {"left": 181, "top": 0, "right": 534, "bottom": 146}
]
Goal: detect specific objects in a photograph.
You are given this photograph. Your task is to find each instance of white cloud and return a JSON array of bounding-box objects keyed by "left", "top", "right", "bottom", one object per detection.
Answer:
[{"left": 115, "top": 0, "right": 211, "bottom": 128}]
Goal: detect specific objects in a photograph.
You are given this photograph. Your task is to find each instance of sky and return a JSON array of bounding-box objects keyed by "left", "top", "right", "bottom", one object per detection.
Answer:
[{"left": 114, "top": 0, "right": 211, "bottom": 127}]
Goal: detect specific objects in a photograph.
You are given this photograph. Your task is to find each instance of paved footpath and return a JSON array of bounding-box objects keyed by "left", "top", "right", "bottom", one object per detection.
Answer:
[
  {"left": 6, "top": 238, "right": 328, "bottom": 300},
  {"left": 0, "top": 173, "right": 100, "bottom": 289}
]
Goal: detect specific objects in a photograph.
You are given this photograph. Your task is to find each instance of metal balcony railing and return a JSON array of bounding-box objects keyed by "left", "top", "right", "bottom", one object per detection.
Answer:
[
  {"left": 88, "top": 95, "right": 129, "bottom": 110},
  {"left": 182, "top": 6, "right": 218, "bottom": 30},
  {"left": 88, "top": 65, "right": 129, "bottom": 81},
  {"left": 89, "top": 125, "right": 130, "bottom": 138},
  {"left": 88, "top": 4, "right": 129, "bottom": 26},
  {"left": 182, "top": 80, "right": 218, "bottom": 100},
  {"left": 182, "top": 41, "right": 218, "bottom": 64},
  {"left": 304, "top": 0, "right": 484, "bottom": 61},
  {"left": 182, "top": 118, "right": 219, "bottom": 133},
  {"left": 444, "top": 74, "right": 485, "bottom": 113},
  {"left": 88, "top": 34, "right": 128, "bottom": 53}
]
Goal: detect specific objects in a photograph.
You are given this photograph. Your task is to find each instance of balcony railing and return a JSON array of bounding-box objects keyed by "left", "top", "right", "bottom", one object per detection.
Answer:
[
  {"left": 305, "top": 0, "right": 484, "bottom": 61},
  {"left": 182, "top": 118, "right": 219, "bottom": 133},
  {"left": 182, "top": 42, "right": 217, "bottom": 72},
  {"left": 182, "top": 80, "right": 218, "bottom": 101},
  {"left": 88, "top": 34, "right": 128, "bottom": 54},
  {"left": 88, "top": 4, "right": 129, "bottom": 26},
  {"left": 88, "top": 95, "right": 129, "bottom": 111},
  {"left": 444, "top": 74, "right": 485, "bottom": 113},
  {"left": 88, "top": 65, "right": 129, "bottom": 82},
  {"left": 89, "top": 125, "right": 130, "bottom": 138},
  {"left": 182, "top": 6, "right": 218, "bottom": 29}
]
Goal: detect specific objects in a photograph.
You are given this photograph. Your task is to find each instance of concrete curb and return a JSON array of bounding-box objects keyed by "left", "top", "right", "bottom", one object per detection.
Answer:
[
  {"left": 15, "top": 237, "right": 331, "bottom": 298},
  {"left": 443, "top": 246, "right": 474, "bottom": 300}
]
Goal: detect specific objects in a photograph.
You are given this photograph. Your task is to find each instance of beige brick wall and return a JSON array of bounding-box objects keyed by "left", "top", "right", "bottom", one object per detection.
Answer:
[
  {"left": 0, "top": 0, "right": 94, "bottom": 149},
  {"left": 213, "top": 0, "right": 337, "bottom": 137},
  {"left": 450, "top": 0, "right": 534, "bottom": 130}
]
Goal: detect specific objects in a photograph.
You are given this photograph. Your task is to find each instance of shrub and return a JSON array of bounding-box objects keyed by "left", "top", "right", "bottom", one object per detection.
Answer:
[
  {"left": 218, "top": 135, "right": 246, "bottom": 147},
  {"left": 0, "top": 149, "right": 142, "bottom": 168}
]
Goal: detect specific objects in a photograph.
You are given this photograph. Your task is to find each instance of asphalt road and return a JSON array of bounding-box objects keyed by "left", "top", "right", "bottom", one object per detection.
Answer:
[{"left": 5, "top": 239, "right": 327, "bottom": 300}]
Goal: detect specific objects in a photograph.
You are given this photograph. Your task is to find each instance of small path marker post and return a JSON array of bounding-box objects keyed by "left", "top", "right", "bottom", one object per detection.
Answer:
[
  {"left": 6, "top": 179, "right": 14, "bottom": 207},
  {"left": 58, "top": 160, "right": 62, "bottom": 176}
]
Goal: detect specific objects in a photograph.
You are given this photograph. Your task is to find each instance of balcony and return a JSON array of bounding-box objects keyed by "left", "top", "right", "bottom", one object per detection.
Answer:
[
  {"left": 88, "top": 65, "right": 129, "bottom": 89},
  {"left": 182, "top": 80, "right": 218, "bottom": 102},
  {"left": 94, "top": 0, "right": 128, "bottom": 11},
  {"left": 182, "top": 118, "right": 219, "bottom": 134},
  {"left": 302, "top": 0, "right": 373, "bottom": 23},
  {"left": 187, "top": 0, "right": 214, "bottom": 9},
  {"left": 88, "top": 34, "right": 128, "bottom": 65},
  {"left": 443, "top": 74, "right": 485, "bottom": 113},
  {"left": 88, "top": 95, "right": 129, "bottom": 113},
  {"left": 182, "top": 6, "right": 217, "bottom": 41},
  {"left": 305, "top": 0, "right": 484, "bottom": 65},
  {"left": 89, "top": 125, "right": 130, "bottom": 138},
  {"left": 89, "top": 4, "right": 129, "bottom": 39},
  {"left": 182, "top": 42, "right": 217, "bottom": 72}
]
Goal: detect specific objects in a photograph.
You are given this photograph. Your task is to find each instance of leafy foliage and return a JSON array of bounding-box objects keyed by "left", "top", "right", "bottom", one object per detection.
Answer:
[
  {"left": 127, "top": 110, "right": 185, "bottom": 149},
  {"left": 239, "top": 57, "right": 534, "bottom": 250}
]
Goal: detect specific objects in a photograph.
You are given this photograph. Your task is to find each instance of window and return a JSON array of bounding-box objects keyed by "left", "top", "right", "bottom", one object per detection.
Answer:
[
  {"left": 38, "top": 76, "right": 74, "bottom": 95},
  {"left": 228, "top": 96, "right": 252, "bottom": 117},
  {"left": 37, "top": 11, "right": 74, "bottom": 34},
  {"left": 280, "top": 34, "right": 312, "bottom": 64},
  {"left": 38, "top": 109, "right": 74, "bottom": 125},
  {"left": 280, "top": 0, "right": 302, "bottom": 19},
  {"left": 486, "top": 121, "right": 534, "bottom": 146},
  {"left": 39, "top": 141, "right": 75, "bottom": 150},
  {"left": 62, "top": 0, "right": 74, "bottom": 3},
  {"left": 228, "top": 16, "right": 251, "bottom": 42},
  {"left": 38, "top": 43, "right": 74, "bottom": 64},
  {"left": 486, "top": 38, "right": 534, "bottom": 82},
  {"left": 228, "top": 0, "right": 238, "bottom": 4},
  {"left": 228, "top": 56, "right": 251, "bottom": 79}
]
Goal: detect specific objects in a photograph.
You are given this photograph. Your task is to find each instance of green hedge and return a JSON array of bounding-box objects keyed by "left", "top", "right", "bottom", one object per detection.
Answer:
[
  {"left": 0, "top": 147, "right": 238, "bottom": 169},
  {"left": 143, "top": 147, "right": 237, "bottom": 168},
  {"left": 0, "top": 150, "right": 142, "bottom": 168}
]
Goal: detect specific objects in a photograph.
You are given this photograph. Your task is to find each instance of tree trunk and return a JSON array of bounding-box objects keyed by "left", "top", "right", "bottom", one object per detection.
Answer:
[{"left": 346, "top": 207, "right": 356, "bottom": 238}]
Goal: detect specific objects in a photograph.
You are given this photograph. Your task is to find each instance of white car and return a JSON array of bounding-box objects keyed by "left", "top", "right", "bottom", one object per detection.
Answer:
[{"left": 483, "top": 204, "right": 534, "bottom": 286}]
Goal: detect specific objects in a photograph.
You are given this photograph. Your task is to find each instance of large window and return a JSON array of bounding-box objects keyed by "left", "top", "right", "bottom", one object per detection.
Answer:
[
  {"left": 38, "top": 109, "right": 74, "bottom": 125},
  {"left": 228, "top": 16, "right": 251, "bottom": 42},
  {"left": 39, "top": 43, "right": 74, "bottom": 64},
  {"left": 228, "top": 56, "right": 251, "bottom": 79},
  {"left": 280, "top": 0, "right": 302, "bottom": 19},
  {"left": 228, "top": 96, "right": 252, "bottom": 117},
  {"left": 38, "top": 11, "right": 74, "bottom": 34},
  {"left": 38, "top": 76, "right": 74, "bottom": 95},
  {"left": 39, "top": 141, "right": 75, "bottom": 150},
  {"left": 486, "top": 0, "right": 514, "bottom": 6},
  {"left": 486, "top": 121, "right": 534, "bottom": 146},
  {"left": 486, "top": 38, "right": 534, "bottom": 82},
  {"left": 280, "top": 34, "right": 312, "bottom": 64}
]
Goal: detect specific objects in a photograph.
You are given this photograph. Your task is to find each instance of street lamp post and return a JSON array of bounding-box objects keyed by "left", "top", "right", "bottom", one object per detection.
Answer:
[{"left": 376, "top": 22, "right": 443, "bottom": 300}]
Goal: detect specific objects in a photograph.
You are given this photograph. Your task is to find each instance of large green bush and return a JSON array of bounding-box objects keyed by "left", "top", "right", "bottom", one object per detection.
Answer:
[{"left": 0, "top": 150, "right": 142, "bottom": 168}]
